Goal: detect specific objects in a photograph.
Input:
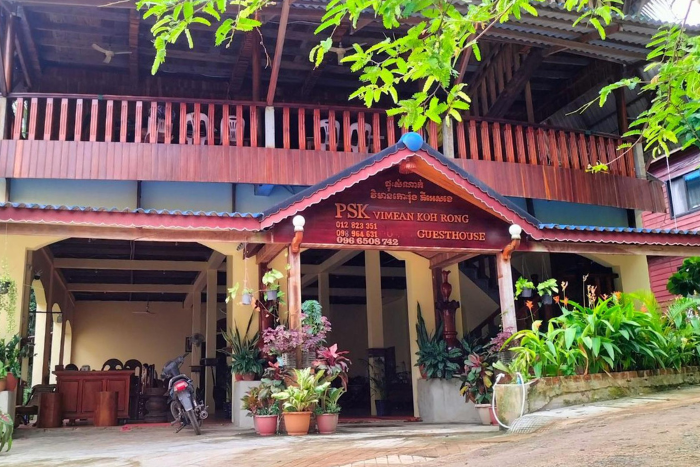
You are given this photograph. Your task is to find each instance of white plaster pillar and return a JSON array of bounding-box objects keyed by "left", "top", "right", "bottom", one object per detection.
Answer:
[
  {"left": 365, "top": 250, "right": 385, "bottom": 416},
  {"left": 585, "top": 254, "right": 652, "bottom": 293},
  {"left": 205, "top": 269, "right": 218, "bottom": 413},
  {"left": 496, "top": 253, "right": 517, "bottom": 333},
  {"left": 265, "top": 106, "right": 276, "bottom": 148},
  {"left": 387, "top": 251, "right": 436, "bottom": 417}
]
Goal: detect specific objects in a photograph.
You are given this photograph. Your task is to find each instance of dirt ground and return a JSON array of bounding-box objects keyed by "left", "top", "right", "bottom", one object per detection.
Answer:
[{"left": 3, "top": 387, "right": 700, "bottom": 467}]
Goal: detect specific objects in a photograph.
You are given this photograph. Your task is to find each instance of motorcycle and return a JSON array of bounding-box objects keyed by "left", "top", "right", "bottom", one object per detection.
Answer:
[{"left": 162, "top": 354, "right": 208, "bottom": 435}]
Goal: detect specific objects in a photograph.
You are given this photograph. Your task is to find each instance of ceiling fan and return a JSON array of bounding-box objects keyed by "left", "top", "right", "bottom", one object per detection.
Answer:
[
  {"left": 133, "top": 301, "right": 155, "bottom": 315},
  {"left": 91, "top": 43, "right": 132, "bottom": 64},
  {"left": 328, "top": 42, "right": 366, "bottom": 64}
]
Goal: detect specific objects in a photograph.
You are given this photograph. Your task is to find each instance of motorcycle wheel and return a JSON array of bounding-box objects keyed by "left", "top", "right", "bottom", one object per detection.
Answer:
[
  {"left": 186, "top": 409, "right": 201, "bottom": 435},
  {"left": 170, "top": 400, "right": 183, "bottom": 421}
]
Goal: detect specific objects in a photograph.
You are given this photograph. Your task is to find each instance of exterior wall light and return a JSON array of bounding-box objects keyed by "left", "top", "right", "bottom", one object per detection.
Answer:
[
  {"left": 509, "top": 224, "right": 522, "bottom": 240},
  {"left": 293, "top": 215, "right": 306, "bottom": 232}
]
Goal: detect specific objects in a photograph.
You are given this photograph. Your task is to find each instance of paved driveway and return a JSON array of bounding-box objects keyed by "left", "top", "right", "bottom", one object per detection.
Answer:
[{"left": 0, "top": 422, "right": 497, "bottom": 467}]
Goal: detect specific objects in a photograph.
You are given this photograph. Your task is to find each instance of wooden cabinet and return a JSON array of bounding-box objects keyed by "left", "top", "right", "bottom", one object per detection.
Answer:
[{"left": 54, "top": 371, "right": 133, "bottom": 422}]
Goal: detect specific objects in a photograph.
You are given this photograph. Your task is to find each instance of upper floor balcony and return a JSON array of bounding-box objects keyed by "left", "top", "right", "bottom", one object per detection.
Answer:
[{"left": 4, "top": 93, "right": 665, "bottom": 213}]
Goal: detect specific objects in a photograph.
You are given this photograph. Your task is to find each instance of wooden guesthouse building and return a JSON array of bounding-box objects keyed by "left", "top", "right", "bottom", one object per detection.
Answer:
[{"left": 0, "top": 0, "right": 698, "bottom": 422}]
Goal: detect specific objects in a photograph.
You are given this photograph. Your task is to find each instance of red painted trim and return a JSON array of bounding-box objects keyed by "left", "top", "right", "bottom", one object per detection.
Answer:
[
  {"left": 531, "top": 228, "right": 700, "bottom": 247},
  {"left": 0, "top": 206, "right": 260, "bottom": 231}
]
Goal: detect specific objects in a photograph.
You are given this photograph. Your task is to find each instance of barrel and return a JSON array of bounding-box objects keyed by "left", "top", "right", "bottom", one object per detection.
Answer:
[
  {"left": 94, "top": 391, "right": 118, "bottom": 427},
  {"left": 37, "top": 392, "right": 62, "bottom": 428}
]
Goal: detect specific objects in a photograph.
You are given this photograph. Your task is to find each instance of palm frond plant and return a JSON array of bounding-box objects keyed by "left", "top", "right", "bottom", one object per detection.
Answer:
[{"left": 221, "top": 312, "right": 265, "bottom": 380}]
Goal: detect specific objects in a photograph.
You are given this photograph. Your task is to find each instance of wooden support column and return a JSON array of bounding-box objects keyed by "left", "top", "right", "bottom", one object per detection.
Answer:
[
  {"left": 614, "top": 66, "right": 629, "bottom": 135},
  {"left": 266, "top": 0, "right": 291, "bottom": 105},
  {"left": 4, "top": 14, "right": 16, "bottom": 93},
  {"left": 205, "top": 269, "right": 217, "bottom": 413},
  {"left": 365, "top": 250, "right": 384, "bottom": 416},
  {"left": 496, "top": 253, "right": 517, "bottom": 333},
  {"left": 191, "top": 290, "right": 202, "bottom": 389}
]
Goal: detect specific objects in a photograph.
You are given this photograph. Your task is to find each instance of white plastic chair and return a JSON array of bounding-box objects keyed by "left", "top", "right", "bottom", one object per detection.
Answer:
[
  {"left": 185, "top": 112, "right": 210, "bottom": 145},
  {"left": 349, "top": 122, "right": 372, "bottom": 152},
  {"left": 220, "top": 115, "right": 245, "bottom": 145},
  {"left": 319, "top": 119, "right": 341, "bottom": 151},
  {"left": 145, "top": 107, "right": 171, "bottom": 143}
]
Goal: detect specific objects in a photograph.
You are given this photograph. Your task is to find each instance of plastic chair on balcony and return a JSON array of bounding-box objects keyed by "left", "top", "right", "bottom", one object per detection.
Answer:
[
  {"left": 185, "top": 112, "right": 210, "bottom": 145},
  {"left": 319, "top": 119, "right": 341, "bottom": 151},
  {"left": 220, "top": 115, "right": 245, "bottom": 145},
  {"left": 145, "top": 105, "right": 172, "bottom": 143},
  {"left": 349, "top": 122, "right": 372, "bottom": 152}
]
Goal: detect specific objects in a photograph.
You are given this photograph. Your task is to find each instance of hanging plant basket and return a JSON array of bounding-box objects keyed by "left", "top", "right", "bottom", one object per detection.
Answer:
[
  {"left": 520, "top": 288, "right": 533, "bottom": 298},
  {"left": 0, "top": 281, "right": 11, "bottom": 295},
  {"left": 241, "top": 293, "right": 253, "bottom": 305},
  {"left": 541, "top": 293, "right": 553, "bottom": 305},
  {"left": 266, "top": 289, "right": 278, "bottom": 301}
]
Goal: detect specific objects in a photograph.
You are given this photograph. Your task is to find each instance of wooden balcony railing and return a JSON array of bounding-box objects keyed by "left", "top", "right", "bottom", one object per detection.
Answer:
[{"left": 6, "top": 93, "right": 635, "bottom": 178}]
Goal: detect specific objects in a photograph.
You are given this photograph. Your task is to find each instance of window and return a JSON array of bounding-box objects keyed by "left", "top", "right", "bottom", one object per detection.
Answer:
[{"left": 669, "top": 170, "right": 700, "bottom": 216}]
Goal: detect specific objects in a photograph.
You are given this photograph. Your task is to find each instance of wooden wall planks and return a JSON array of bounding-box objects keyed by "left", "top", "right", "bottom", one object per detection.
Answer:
[{"left": 0, "top": 140, "right": 665, "bottom": 213}]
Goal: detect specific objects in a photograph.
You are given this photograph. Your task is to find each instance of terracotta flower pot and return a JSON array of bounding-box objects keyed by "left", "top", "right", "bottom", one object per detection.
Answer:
[
  {"left": 5, "top": 373, "right": 17, "bottom": 392},
  {"left": 235, "top": 373, "right": 256, "bottom": 381},
  {"left": 489, "top": 406, "right": 498, "bottom": 426},
  {"left": 253, "top": 415, "right": 259, "bottom": 434},
  {"left": 283, "top": 412, "right": 311, "bottom": 436},
  {"left": 474, "top": 404, "right": 492, "bottom": 425},
  {"left": 0, "top": 378, "right": 6, "bottom": 392},
  {"left": 316, "top": 413, "right": 339, "bottom": 434},
  {"left": 255, "top": 415, "right": 278, "bottom": 436}
]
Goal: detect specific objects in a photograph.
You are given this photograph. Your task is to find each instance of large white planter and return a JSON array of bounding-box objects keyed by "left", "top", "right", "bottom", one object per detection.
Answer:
[
  {"left": 416, "top": 378, "right": 481, "bottom": 424},
  {"left": 232, "top": 380, "right": 260, "bottom": 429},
  {"left": 0, "top": 390, "right": 15, "bottom": 424}
]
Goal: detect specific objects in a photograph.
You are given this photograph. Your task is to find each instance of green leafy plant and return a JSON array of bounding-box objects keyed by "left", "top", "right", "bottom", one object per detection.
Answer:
[
  {"left": 515, "top": 277, "right": 535, "bottom": 298},
  {"left": 537, "top": 279, "right": 559, "bottom": 297},
  {"left": 0, "top": 334, "right": 21, "bottom": 377},
  {"left": 668, "top": 257, "right": 700, "bottom": 297},
  {"left": 460, "top": 353, "right": 494, "bottom": 404},
  {"left": 262, "top": 269, "right": 284, "bottom": 293},
  {"left": 272, "top": 368, "right": 330, "bottom": 412},
  {"left": 315, "top": 387, "right": 345, "bottom": 415},
  {"left": 221, "top": 313, "right": 265, "bottom": 378},
  {"left": 415, "top": 303, "right": 461, "bottom": 379},
  {"left": 0, "top": 411, "right": 12, "bottom": 452},
  {"left": 0, "top": 262, "right": 17, "bottom": 332},
  {"left": 0, "top": 361, "right": 7, "bottom": 379}
]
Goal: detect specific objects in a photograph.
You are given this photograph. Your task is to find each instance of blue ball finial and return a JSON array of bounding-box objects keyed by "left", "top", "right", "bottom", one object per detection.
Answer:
[{"left": 400, "top": 132, "right": 424, "bottom": 152}]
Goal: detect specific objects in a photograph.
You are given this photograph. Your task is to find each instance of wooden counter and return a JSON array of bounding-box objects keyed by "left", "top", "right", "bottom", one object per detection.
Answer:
[{"left": 54, "top": 370, "right": 133, "bottom": 422}]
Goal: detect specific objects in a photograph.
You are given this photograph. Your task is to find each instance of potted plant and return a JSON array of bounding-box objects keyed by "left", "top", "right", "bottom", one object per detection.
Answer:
[
  {"left": 314, "top": 344, "right": 352, "bottom": 389},
  {"left": 460, "top": 353, "right": 495, "bottom": 425},
  {"left": 515, "top": 276, "right": 535, "bottom": 298},
  {"left": 241, "top": 287, "right": 255, "bottom": 305},
  {"left": 0, "top": 411, "right": 12, "bottom": 452},
  {"left": 488, "top": 331, "right": 514, "bottom": 365},
  {"left": 262, "top": 325, "right": 304, "bottom": 368},
  {"left": 315, "top": 387, "right": 345, "bottom": 434},
  {"left": 0, "top": 264, "right": 17, "bottom": 332},
  {"left": 537, "top": 278, "right": 559, "bottom": 305},
  {"left": 367, "top": 357, "right": 391, "bottom": 416},
  {"left": 416, "top": 306, "right": 461, "bottom": 379},
  {"left": 272, "top": 368, "right": 329, "bottom": 436},
  {"left": 0, "top": 335, "right": 21, "bottom": 391},
  {"left": 222, "top": 313, "right": 265, "bottom": 381},
  {"left": 262, "top": 269, "right": 284, "bottom": 301},
  {"left": 301, "top": 300, "right": 331, "bottom": 367},
  {"left": 0, "top": 362, "right": 7, "bottom": 392}
]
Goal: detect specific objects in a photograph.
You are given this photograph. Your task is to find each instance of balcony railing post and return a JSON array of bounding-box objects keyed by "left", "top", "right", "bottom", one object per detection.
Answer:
[{"left": 265, "top": 106, "right": 275, "bottom": 148}]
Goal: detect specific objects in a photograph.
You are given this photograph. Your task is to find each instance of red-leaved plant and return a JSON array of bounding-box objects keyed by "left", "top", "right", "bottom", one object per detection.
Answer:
[{"left": 313, "top": 344, "right": 352, "bottom": 389}]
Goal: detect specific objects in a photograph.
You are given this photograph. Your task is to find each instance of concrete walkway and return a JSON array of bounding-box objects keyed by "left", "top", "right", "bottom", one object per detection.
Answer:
[
  {"left": 4, "top": 387, "right": 700, "bottom": 467},
  {"left": 0, "top": 421, "right": 498, "bottom": 467}
]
